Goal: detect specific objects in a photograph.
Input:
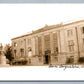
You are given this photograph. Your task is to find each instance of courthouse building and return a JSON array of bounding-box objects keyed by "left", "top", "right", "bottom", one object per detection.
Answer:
[{"left": 11, "top": 19, "right": 84, "bottom": 65}]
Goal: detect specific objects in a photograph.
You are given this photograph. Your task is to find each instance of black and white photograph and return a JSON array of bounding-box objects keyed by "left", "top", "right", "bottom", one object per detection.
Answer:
[
  {"left": 0, "top": 0, "right": 84, "bottom": 81},
  {"left": 1, "top": 4, "right": 84, "bottom": 66}
]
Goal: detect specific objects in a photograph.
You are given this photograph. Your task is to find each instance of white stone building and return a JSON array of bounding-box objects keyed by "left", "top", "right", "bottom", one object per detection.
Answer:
[{"left": 11, "top": 19, "right": 84, "bottom": 65}]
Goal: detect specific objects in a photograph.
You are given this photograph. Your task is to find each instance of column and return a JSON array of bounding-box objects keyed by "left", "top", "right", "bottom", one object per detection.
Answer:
[
  {"left": 57, "top": 30, "right": 61, "bottom": 53},
  {"left": 35, "top": 36, "right": 38, "bottom": 55},
  {"left": 32, "top": 37, "right": 35, "bottom": 56},
  {"left": 41, "top": 35, "right": 45, "bottom": 55},
  {"left": 50, "top": 32, "right": 54, "bottom": 54},
  {"left": 57, "top": 30, "right": 61, "bottom": 64},
  {"left": 41, "top": 35, "right": 45, "bottom": 64},
  {"left": 24, "top": 39, "right": 26, "bottom": 58},
  {"left": 50, "top": 32, "right": 54, "bottom": 64}
]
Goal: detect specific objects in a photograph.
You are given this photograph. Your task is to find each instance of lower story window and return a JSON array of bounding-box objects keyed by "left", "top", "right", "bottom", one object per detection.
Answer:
[
  {"left": 29, "top": 59, "right": 31, "bottom": 64},
  {"left": 68, "top": 40, "right": 74, "bottom": 52},
  {"left": 66, "top": 56, "right": 74, "bottom": 64},
  {"left": 39, "top": 57, "right": 42, "bottom": 62},
  {"left": 54, "top": 56, "right": 58, "bottom": 61},
  {"left": 20, "top": 49, "right": 24, "bottom": 57}
]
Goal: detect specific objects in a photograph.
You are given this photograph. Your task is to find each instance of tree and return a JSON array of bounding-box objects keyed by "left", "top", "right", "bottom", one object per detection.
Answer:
[{"left": 4, "top": 44, "right": 14, "bottom": 64}]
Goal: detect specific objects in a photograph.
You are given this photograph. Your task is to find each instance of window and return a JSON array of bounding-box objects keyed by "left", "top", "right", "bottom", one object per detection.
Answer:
[
  {"left": 29, "top": 59, "right": 31, "bottom": 64},
  {"left": 44, "top": 34, "right": 50, "bottom": 51},
  {"left": 54, "top": 56, "right": 58, "bottom": 61},
  {"left": 68, "top": 40, "right": 74, "bottom": 52},
  {"left": 82, "top": 27, "right": 84, "bottom": 34},
  {"left": 83, "top": 38, "right": 84, "bottom": 44},
  {"left": 28, "top": 39, "right": 31, "bottom": 45},
  {"left": 20, "top": 49, "right": 24, "bottom": 57},
  {"left": 67, "top": 29, "right": 73, "bottom": 37},
  {"left": 39, "top": 57, "right": 41, "bottom": 62},
  {"left": 53, "top": 33, "right": 58, "bottom": 54},
  {"left": 66, "top": 56, "right": 74, "bottom": 64},
  {"left": 14, "top": 42, "right": 17, "bottom": 47},
  {"left": 56, "top": 47, "right": 58, "bottom": 53},
  {"left": 83, "top": 38, "right": 84, "bottom": 48},
  {"left": 28, "top": 47, "right": 32, "bottom": 51}
]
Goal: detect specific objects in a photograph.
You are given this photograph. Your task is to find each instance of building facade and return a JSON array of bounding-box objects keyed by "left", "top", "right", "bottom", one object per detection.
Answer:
[{"left": 11, "top": 20, "right": 84, "bottom": 65}]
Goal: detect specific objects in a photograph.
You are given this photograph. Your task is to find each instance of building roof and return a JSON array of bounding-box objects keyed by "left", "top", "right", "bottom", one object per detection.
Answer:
[{"left": 11, "top": 19, "right": 84, "bottom": 40}]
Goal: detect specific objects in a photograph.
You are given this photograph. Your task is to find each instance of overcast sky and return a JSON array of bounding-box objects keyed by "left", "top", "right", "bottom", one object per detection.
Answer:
[{"left": 0, "top": 4, "right": 84, "bottom": 45}]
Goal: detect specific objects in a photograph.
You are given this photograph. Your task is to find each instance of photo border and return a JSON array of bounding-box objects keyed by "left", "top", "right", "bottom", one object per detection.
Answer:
[
  {"left": 0, "top": 0, "right": 84, "bottom": 3},
  {"left": 0, "top": 0, "right": 84, "bottom": 83}
]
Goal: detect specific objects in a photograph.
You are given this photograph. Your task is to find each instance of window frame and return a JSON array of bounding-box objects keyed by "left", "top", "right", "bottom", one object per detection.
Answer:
[
  {"left": 14, "top": 42, "right": 17, "bottom": 47},
  {"left": 67, "top": 29, "right": 73, "bottom": 37},
  {"left": 68, "top": 40, "right": 74, "bottom": 52},
  {"left": 81, "top": 27, "right": 84, "bottom": 34}
]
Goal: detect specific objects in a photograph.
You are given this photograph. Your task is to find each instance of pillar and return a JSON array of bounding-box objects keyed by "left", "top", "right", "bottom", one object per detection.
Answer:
[
  {"left": 50, "top": 32, "right": 54, "bottom": 54},
  {"left": 41, "top": 35, "right": 45, "bottom": 64},
  {"left": 57, "top": 30, "right": 61, "bottom": 53},
  {"left": 35, "top": 36, "right": 38, "bottom": 56},
  {"left": 41, "top": 35, "right": 45, "bottom": 55}
]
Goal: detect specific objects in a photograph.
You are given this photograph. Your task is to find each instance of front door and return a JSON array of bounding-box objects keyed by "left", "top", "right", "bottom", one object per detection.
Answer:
[
  {"left": 45, "top": 55, "right": 49, "bottom": 64},
  {"left": 44, "top": 50, "right": 51, "bottom": 64},
  {"left": 45, "top": 55, "right": 50, "bottom": 64}
]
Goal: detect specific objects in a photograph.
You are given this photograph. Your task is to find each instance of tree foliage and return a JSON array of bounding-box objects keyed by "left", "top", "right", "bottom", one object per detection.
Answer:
[{"left": 4, "top": 44, "right": 14, "bottom": 64}]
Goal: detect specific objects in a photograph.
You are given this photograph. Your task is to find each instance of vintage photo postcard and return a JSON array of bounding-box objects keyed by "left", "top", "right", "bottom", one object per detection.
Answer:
[{"left": 0, "top": 0, "right": 84, "bottom": 81}]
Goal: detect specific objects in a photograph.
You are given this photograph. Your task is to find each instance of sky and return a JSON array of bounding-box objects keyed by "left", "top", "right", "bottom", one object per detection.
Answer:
[{"left": 0, "top": 4, "right": 84, "bottom": 45}]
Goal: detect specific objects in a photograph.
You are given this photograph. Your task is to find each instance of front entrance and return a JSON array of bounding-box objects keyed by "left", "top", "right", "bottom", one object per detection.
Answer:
[
  {"left": 45, "top": 55, "right": 50, "bottom": 64},
  {"left": 44, "top": 50, "right": 51, "bottom": 64}
]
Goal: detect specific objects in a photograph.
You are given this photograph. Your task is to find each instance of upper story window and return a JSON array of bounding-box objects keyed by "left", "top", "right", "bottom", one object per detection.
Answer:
[
  {"left": 81, "top": 27, "right": 84, "bottom": 34},
  {"left": 68, "top": 40, "right": 74, "bottom": 52},
  {"left": 67, "top": 29, "right": 73, "bottom": 37},
  {"left": 14, "top": 42, "right": 17, "bottom": 47},
  {"left": 28, "top": 47, "right": 32, "bottom": 52},
  {"left": 28, "top": 39, "right": 31, "bottom": 45}
]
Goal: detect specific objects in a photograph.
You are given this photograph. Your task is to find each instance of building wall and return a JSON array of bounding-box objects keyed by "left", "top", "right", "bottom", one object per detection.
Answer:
[
  {"left": 77, "top": 22, "right": 84, "bottom": 57},
  {"left": 11, "top": 20, "right": 84, "bottom": 65}
]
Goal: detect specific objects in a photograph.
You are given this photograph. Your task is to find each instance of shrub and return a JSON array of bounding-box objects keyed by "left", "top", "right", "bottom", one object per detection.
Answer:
[
  {"left": 79, "top": 57, "right": 84, "bottom": 63},
  {"left": 12, "top": 60, "right": 28, "bottom": 65},
  {"left": 66, "top": 58, "right": 74, "bottom": 64}
]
